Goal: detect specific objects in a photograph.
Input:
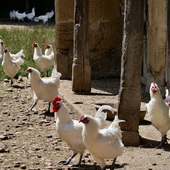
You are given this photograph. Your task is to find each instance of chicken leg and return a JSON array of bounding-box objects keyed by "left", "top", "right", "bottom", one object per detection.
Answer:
[
  {"left": 102, "top": 158, "right": 116, "bottom": 170},
  {"left": 58, "top": 153, "right": 77, "bottom": 165},
  {"left": 8, "top": 79, "right": 13, "bottom": 87},
  {"left": 58, "top": 153, "right": 83, "bottom": 167},
  {"left": 47, "top": 102, "right": 51, "bottom": 113},
  {"left": 156, "top": 135, "right": 168, "bottom": 149},
  {"left": 26, "top": 100, "right": 38, "bottom": 113}
]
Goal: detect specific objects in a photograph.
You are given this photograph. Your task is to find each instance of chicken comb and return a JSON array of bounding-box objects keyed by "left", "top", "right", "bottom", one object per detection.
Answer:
[
  {"left": 33, "top": 42, "right": 38, "bottom": 47},
  {"left": 52, "top": 96, "right": 62, "bottom": 105},
  {"left": 4, "top": 48, "right": 8, "bottom": 53},
  {"left": 152, "top": 82, "right": 157, "bottom": 88},
  {"left": 45, "top": 44, "right": 50, "bottom": 49}
]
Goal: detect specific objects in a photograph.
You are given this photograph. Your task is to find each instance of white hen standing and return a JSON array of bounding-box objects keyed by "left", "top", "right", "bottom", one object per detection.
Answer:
[
  {"left": 26, "top": 7, "right": 35, "bottom": 22},
  {"left": 33, "top": 42, "right": 54, "bottom": 76},
  {"left": 10, "top": 49, "right": 25, "bottom": 61},
  {"left": 79, "top": 114, "right": 125, "bottom": 170},
  {"left": 26, "top": 67, "right": 61, "bottom": 113},
  {"left": 145, "top": 82, "right": 170, "bottom": 148},
  {"left": 52, "top": 96, "right": 115, "bottom": 168},
  {"left": 37, "top": 15, "right": 49, "bottom": 24},
  {"left": 2, "top": 48, "right": 24, "bottom": 86},
  {"left": 9, "top": 10, "right": 16, "bottom": 20},
  {"left": 45, "top": 10, "right": 54, "bottom": 19},
  {"left": 15, "top": 11, "right": 26, "bottom": 21}
]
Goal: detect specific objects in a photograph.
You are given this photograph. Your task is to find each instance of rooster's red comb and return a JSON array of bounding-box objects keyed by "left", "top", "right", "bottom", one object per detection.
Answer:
[{"left": 52, "top": 96, "right": 62, "bottom": 104}]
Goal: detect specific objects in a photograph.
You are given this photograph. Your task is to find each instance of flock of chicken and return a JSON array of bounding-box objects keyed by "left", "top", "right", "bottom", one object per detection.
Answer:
[
  {"left": 0, "top": 38, "right": 125, "bottom": 169},
  {"left": 9, "top": 7, "right": 54, "bottom": 23},
  {"left": 1, "top": 37, "right": 170, "bottom": 169}
]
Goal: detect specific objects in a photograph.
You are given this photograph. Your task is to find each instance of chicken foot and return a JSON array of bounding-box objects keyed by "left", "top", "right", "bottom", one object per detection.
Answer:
[
  {"left": 156, "top": 135, "right": 168, "bottom": 149},
  {"left": 47, "top": 102, "right": 51, "bottom": 113},
  {"left": 8, "top": 79, "right": 13, "bottom": 87},
  {"left": 72, "top": 154, "right": 83, "bottom": 167},
  {"left": 102, "top": 158, "right": 116, "bottom": 170},
  {"left": 58, "top": 153, "right": 77, "bottom": 165},
  {"left": 26, "top": 101, "right": 38, "bottom": 113}
]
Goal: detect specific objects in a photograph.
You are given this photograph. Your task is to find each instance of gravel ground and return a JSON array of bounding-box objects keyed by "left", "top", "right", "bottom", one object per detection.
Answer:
[{"left": 1, "top": 77, "right": 170, "bottom": 170}]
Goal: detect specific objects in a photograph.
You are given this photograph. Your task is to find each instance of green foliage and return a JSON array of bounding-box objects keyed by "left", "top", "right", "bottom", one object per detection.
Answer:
[{"left": 0, "top": 25, "right": 55, "bottom": 80}]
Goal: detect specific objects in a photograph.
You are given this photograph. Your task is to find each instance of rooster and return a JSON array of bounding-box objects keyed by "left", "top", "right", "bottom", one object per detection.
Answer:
[
  {"left": 79, "top": 114, "right": 125, "bottom": 170},
  {"left": 52, "top": 96, "right": 115, "bottom": 167},
  {"left": 1, "top": 48, "right": 24, "bottom": 86},
  {"left": 26, "top": 67, "right": 61, "bottom": 113},
  {"left": 15, "top": 11, "right": 26, "bottom": 21},
  {"left": 145, "top": 82, "right": 170, "bottom": 148},
  {"left": 26, "top": 7, "right": 35, "bottom": 22},
  {"left": 33, "top": 42, "right": 54, "bottom": 76}
]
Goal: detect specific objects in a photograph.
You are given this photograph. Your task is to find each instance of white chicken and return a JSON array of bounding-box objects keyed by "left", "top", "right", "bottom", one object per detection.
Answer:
[
  {"left": 45, "top": 10, "right": 54, "bottom": 19},
  {"left": 26, "top": 67, "right": 61, "bottom": 113},
  {"left": 26, "top": 7, "right": 35, "bottom": 22},
  {"left": 37, "top": 15, "right": 49, "bottom": 24},
  {"left": 145, "top": 82, "right": 170, "bottom": 148},
  {"left": 52, "top": 96, "right": 115, "bottom": 167},
  {"left": 2, "top": 48, "right": 24, "bottom": 86},
  {"left": 10, "top": 49, "right": 25, "bottom": 61},
  {"left": 79, "top": 114, "right": 125, "bottom": 170},
  {"left": 9, "top": 10, "right": 16, "bottom": 20},
  {"left": 0, "top": 39, "right": 24, "bottom": 62},
  {"left": 33, "top": 42, "right": 54, "bottom": 76},
  {"left": 15, "top": 11, "right": 26, "bottom": 21}
]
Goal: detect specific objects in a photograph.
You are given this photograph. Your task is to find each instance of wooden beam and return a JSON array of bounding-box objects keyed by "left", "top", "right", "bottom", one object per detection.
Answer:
[
  {"left": 72, "top": 0, "right": 91, "bottom": 92},
  {"left": 118, "top": 0, "right": 144, "bottom": 146}
]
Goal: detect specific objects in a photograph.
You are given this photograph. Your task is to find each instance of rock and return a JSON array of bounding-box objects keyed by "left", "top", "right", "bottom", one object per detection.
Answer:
[
  {"left": 14, "top": 162, "right": 21, "bottom": 167},
  {"left": 0, "top": 134, "right": 8, "bottom": 140},
  {"left": 0, "top": 143, "right": 9, "bottom": 153},
  {"left": 20, "top": 164, "right": 27, "bottom": 169}
]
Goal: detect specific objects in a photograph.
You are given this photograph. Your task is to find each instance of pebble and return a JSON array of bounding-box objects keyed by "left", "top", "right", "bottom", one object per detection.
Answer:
[
  {"left": 14, "top": 162, "right": 21, "bottom": 167},
  {"left": 0, "top": 134, "right": 8, "bottom": 140},
  {"left": 20, "top": 164, "right": 27, "bottom": 169},
  {"left": 0, "top": 143, "right": 9, "bottom": 153}
]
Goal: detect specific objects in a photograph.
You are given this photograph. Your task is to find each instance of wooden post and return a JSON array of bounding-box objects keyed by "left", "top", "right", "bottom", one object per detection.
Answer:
[
  {"left": 118, "top": 0, "right": 144, "bottom": 146},
  {"left": 166, "top": 0, "right": 170, "bottom": 91},
  {"left": 147, "top": 0, "right": 167, "bottom": 94},
  {"left": 72, "top": 0, "right": 91, "bottom": 92}
]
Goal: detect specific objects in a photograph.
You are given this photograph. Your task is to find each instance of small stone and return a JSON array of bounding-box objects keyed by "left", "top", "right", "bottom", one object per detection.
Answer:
[
  {"left": 0, "top": 134, "right": 8, "bottom": 140},
  {"left": 14, "top": 162, "right": 20, "bottom": 167},
  {"left": 20, "top": 164, "right": 27, "bottom": 169}
]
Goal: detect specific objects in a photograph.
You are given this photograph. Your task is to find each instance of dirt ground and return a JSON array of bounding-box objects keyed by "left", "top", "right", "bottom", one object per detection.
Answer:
[{"left": 1, "top": 77, "right": 170, "bottom": 170}]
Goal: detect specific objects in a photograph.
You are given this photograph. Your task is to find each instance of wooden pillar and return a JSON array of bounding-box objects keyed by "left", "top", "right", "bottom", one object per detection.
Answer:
[
  {"left": 72, "top": 0, "right": 91, "bottom": 92},
  {"left": 166, "top": 0, "right": 170, "bottom": 91},
  {"left": 146, "top": 0, "right": 167, "bottom": 94},
  {"left": 118, "top": 0, "right": 144, "bottom": 146}
]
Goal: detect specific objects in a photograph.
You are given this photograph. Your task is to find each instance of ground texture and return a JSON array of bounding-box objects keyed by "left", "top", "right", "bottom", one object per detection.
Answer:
[{"left": 1, "top": 77, "right": 170, "bottom": 170}]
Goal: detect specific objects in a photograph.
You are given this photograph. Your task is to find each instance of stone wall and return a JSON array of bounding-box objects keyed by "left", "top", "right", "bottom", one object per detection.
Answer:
[{"left": 55, "top": 0, "right": 123, "bottom": 79}]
